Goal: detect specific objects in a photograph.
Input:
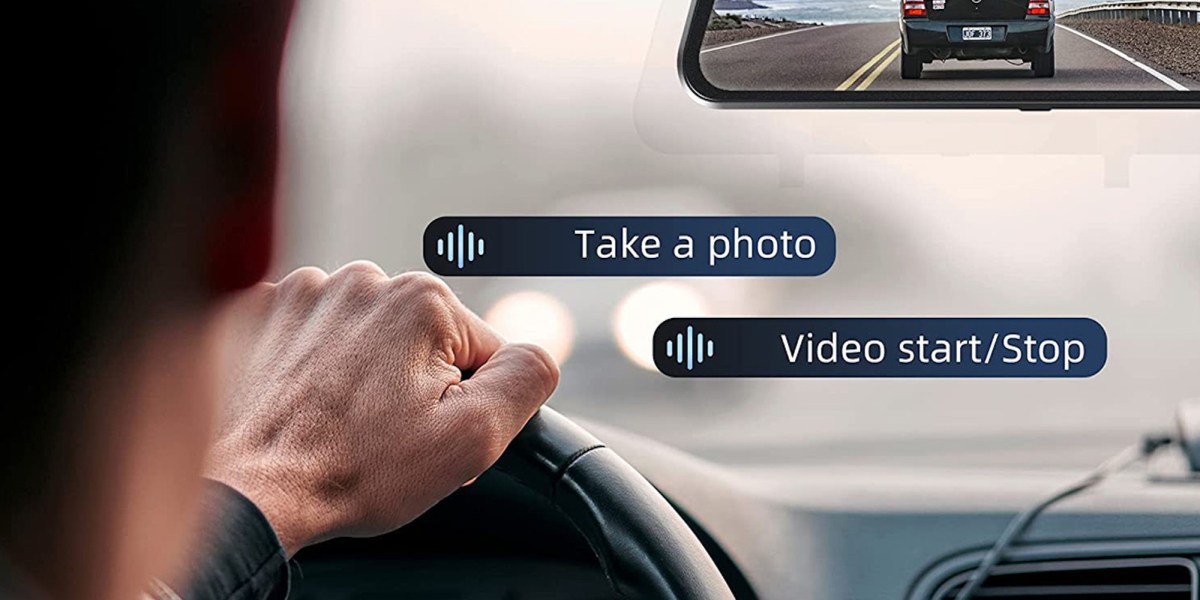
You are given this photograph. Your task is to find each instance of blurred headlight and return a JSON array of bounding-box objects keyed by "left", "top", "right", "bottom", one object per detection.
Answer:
[
  {"left": 613, "top": 281, "right": 708, "bottom": 371},
  {"left": 485, "top": 291, "right": 575, "bottom": 365}
]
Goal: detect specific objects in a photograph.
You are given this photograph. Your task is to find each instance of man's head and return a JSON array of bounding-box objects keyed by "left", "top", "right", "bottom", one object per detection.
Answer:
[{"left": 3, "top": 4, "right": 292, "bottom": 598}]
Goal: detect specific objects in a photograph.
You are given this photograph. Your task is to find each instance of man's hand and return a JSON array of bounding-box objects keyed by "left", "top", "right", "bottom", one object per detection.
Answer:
[{"left": 206, "top": 262, "right": 559, "bottom": 555}]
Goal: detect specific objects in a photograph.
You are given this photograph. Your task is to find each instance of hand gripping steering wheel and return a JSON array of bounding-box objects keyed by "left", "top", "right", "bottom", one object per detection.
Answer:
[{"left": 493, "top": 407, "right": 735, "bottom": 600}]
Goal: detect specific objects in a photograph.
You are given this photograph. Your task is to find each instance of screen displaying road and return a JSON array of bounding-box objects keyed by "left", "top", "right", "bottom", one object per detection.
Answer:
[{"left": 698, "top": 0, "right": 1199, "bottom": 91}]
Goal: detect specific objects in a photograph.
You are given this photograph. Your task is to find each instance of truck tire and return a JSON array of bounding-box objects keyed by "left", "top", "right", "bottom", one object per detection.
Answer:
[
  {"left": 1031, "top": 46, "right": 1055, "bottom": 78},
  {"left": 901, "top": 52, "right": 923, "bottom": 80}
]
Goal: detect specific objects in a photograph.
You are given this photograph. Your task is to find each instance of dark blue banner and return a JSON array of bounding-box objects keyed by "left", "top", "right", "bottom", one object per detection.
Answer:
[
  {"left": 423, "top": 216, "right": 835, "bottom": 276},
  {"left": 654, "top": 318, "right": 1106, "bottom": 378}
]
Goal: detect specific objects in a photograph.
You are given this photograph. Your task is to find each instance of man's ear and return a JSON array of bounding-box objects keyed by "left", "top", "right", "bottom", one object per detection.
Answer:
[{"left": 205, "top": 0, "right": 294, "bottom": 294}]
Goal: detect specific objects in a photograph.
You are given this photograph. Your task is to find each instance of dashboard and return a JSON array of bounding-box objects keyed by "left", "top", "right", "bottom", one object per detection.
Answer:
[{"left": 292, "top": 416, "right": 1200, "bottom": 600}]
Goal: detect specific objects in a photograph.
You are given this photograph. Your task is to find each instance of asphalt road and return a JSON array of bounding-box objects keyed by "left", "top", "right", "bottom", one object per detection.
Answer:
[{"left": 699, "top": 22, "right": 1192, "bottom": 91}]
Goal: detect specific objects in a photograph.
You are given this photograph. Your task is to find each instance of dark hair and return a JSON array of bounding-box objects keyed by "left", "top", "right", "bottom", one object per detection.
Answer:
[{"left": 0, "top": 4, "right": 238, "bottom": 539}]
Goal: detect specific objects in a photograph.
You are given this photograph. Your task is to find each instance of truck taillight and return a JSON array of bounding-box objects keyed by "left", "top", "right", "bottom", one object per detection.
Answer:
[
  {"left": 903, "top": 0, "right": 926, "bottom": 16},
  {"left": 1027, "top": 0, "right": 1051, "bottom": 15}
]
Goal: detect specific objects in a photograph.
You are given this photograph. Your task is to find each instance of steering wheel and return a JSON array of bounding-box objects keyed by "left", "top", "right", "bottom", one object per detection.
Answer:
[{"left": 493, "top": 407, "right": 735, "bottom": 600}]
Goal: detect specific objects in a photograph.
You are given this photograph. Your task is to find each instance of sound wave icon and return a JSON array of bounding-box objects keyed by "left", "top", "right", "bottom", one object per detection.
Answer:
[
  {"left": 665, "top": 325, "right": 714, "bottom": 372},
  {"left": 435, "top": 223, "right": 485, "bottom": 270}
]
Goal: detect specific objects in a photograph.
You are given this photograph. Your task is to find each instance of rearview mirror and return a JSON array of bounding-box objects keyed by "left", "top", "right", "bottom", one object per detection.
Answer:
[{"left": 680, "top": 0, "right": 1200, "bottom": 108}]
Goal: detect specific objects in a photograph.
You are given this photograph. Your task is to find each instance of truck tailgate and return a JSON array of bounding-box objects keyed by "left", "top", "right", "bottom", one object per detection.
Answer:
[{"left": 927, "top": 0, "right": 1029, "bottom": 20}]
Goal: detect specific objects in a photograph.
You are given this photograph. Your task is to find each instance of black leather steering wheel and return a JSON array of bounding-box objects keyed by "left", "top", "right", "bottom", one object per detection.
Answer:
[{"left": 493, "top": 407, "right": 735, "bottom": 600}]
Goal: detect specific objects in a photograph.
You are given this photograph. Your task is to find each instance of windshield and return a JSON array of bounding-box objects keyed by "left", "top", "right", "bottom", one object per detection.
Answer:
[{"left": 277, "top": 1, "right": 1199, "bottom": 468}]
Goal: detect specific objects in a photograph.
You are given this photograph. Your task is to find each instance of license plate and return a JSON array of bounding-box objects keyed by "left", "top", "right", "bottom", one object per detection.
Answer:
[{"left": 962, "top": 26, "right": 993, "bottom": 40}]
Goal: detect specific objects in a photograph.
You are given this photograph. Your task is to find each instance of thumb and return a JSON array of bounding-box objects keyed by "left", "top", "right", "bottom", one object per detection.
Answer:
[{"left": 446, "top": 342, "right": 560, "bottom": 443}]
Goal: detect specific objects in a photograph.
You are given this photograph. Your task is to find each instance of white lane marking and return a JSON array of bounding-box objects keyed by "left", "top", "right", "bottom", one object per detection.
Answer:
[
  {"left": 1059, "top": 25, "right": 1189, "bottom": 91},
  {"left": 700, "top": 25, "right": 825, "bottom": 54}
]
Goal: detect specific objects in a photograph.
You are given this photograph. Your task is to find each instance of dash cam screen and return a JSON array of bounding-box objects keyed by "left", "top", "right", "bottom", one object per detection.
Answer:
[{"left": 694, "top": 0, "right": 1199, "bottom": 93}]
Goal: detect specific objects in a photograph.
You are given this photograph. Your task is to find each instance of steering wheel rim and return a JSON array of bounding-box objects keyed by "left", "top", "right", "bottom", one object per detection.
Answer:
[{"left": 493, "top": 407, "right": 735, "bottom": 600}]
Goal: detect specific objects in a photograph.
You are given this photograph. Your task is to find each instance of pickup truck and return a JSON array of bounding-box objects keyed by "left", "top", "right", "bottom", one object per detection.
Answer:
[{"left": 899, "top": 0, "right": 1055, "bottom": 79}]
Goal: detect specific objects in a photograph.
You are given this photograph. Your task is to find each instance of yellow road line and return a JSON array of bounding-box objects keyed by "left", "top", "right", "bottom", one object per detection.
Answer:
[
  {"left": 836, "top": 38, "right": 900, "bottom": 91},
  {"left": 854, "top": 47, "right": 901, "bottom": 91}
]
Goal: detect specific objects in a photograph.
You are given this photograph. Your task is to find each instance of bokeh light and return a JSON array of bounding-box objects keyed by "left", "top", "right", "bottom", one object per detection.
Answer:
[
  {"left": 485, "top": 291, "right": 576, "bottom": 365},
  {"left": 613, "top": 281, "right": 708, "bottom": 371}
]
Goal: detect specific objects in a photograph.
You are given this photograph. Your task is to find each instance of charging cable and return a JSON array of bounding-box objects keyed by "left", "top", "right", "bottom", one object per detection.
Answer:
[{"left": 952, "top": 433, "right": 1176, "bottom": 600}]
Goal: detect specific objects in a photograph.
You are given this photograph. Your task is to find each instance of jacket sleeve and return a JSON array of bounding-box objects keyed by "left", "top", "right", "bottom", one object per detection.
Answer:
[{"left": 158, "top": 480, "right": 291, "bottom": 600}]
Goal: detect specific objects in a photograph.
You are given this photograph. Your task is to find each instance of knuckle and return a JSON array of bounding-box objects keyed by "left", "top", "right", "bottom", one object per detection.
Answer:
[
  {"left": 395, "top": 271, "right": 454, "bottom": 301},
  {"left": 393, "top": 273, "right": 460, "bottom": 339},
  {"left": 277, "top": 267, "right": 328, "bottom": 299},
  {"left": 508, "top": 343, "right": 561, "bottom": 389},
  {"left": 286, "top": 266, "right": 329, "bottom": 284},
  {"left": 332, "top": 260, "right": 386, "bottom": 282},
  {"left": 330, "top": 262, "right": 386, "bottom": 306}
]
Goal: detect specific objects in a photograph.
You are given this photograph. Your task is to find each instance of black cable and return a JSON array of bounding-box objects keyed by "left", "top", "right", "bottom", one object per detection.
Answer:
[{"left": 952, "top": 434, "right": 1174, "bottom": 600}]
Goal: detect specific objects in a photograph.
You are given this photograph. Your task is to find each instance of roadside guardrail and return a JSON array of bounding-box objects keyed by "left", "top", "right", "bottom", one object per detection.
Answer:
[{"left": 1058, "top": 0, "right": 1199, "bottom": 25}]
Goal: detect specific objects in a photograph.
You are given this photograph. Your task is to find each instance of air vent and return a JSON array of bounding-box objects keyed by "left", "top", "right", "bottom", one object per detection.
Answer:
[{"left": 932, "top": 557, "right": 1198, "bottom": 599}]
